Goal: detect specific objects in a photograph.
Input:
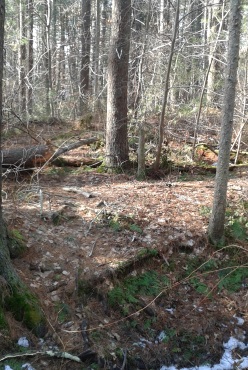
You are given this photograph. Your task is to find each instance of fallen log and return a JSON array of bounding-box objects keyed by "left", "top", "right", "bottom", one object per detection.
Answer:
[
  {"left": 53, "top": 155, "right": 102, "bottom": 167},
  {"left": 1, "top": 137, "right": 98, "bottom": 169}
]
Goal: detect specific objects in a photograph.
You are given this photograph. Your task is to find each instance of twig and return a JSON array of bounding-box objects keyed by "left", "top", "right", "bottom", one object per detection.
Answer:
[
  {"left": 81, "top": 319, "right": 90, "bottom": 346},
  {"left": 0, "top": 350, "right": 82, "bottom": 363},
  {"left": 120, "top": 349, "right": 127, "bottom": 370},
  {"left": 88, "top": 239, "right": 98, "bottom": 257}
]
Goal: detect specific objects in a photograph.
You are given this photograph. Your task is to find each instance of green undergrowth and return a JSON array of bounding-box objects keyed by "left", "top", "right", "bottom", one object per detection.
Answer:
[
  {"left": 99, "top": 211, "right": 143, "bottom": 233},
  {"left": 182, "top": 252, "right": 248, "bottom": 295},
  {"left": 55, "top": 302, "right": 71, "bottom": 323},
  {"left": 0, "top": 360, "right": 24, "bottom": 370},
  {"left": 108, "top": 270, "right": 170, "bottom": 314},
  {"left": 161, "top": 328, "right": 208, "bottom": 366},
  {"left": 107, "top": 248, "right": 247, "bottom": 317}
]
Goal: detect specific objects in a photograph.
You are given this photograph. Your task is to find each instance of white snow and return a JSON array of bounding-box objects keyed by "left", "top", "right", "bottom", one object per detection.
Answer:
[
  {"left": 234, "top": 315, "right": 245, "bottom": 326},
  {"left": 22, "top": 363, "right": 36, "bottom": 370},
  {"left": 17, "top": 337, "right": 29, "bottom": 348},
  {"left": 160, "top": 336, "right": 248, "bottom": 370},
  {"left": 165, "top": 308, "right": 175, "bottom": 314}
]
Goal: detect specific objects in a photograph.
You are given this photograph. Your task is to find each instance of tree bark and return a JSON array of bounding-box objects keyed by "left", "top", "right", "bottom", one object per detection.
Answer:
[
  {"left": 27, "top": 0, "right": 34, "bottom": 116},
  {"left": 0, "top": 0, "right": 46, "bottom": 337},
  {"left": 208, "top": 0, "right": 242, "bottom": 245},
  {"left": 79, "top": 0, "right": 91, "bottom": 114},
  {"left": 105, "top": 0, "right": 131, "bottom": 169}
]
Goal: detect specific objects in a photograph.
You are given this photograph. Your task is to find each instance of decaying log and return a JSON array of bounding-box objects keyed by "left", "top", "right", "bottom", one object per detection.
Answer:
[
  {"left": 1, "top": 137, "right": 97, "bottom": 169},
  {"left": 53, "top": 155, "right": 102, "bottom": 167},
  {"left": 1, "top": 145, "right": 54, "bottom": 168}
]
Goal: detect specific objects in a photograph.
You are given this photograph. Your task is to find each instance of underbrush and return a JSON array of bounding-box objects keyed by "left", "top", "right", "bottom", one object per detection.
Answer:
[{"left": 103, "top": 245, "right": 247, "bottom": 368}]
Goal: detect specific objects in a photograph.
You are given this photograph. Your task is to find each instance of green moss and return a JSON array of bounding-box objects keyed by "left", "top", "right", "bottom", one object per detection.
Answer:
[
  {"left": 7, "top": 229, "right": 27, "bottom": 259},
  {"left": 5, "top": 289, "right": 46, "bottom": 337}
]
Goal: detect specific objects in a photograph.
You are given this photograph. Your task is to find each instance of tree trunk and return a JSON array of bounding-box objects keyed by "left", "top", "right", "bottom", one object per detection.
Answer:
[
  {"left": 45, "top": 0, "right": 54, "bottom": 116},
  {"left": 27, "top": 0, "right": 34, "bottom": 116},
  {"left": 208, "top": 0, "right": 242, "bottom": 245},
  {"left": 105, "top": 0, "right": 131, "bottom": 169},
  {"left": 19, "top": 0, "right": 27, "bottom": 116},
  {"left": 79, "top": 0, "right": 91, "bottom": 115},
  {"left": 154, "top": 0, "right": 179, "bottom": 170},
  {"left": 0, "top": 0, "right": 46, "bottom": 337}
]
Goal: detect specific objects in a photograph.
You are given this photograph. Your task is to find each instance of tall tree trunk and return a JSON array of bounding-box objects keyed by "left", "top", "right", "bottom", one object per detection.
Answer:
[
  {"left": 0, "top": 0, "right": 46, "bottom": 337},
  {"left": 79, "top": 0, "right": 91, "bottom": 115},
  {"left": 45, "top": 0, "right": 54, "bottom": 116},
  {"left": 208, "top": 0, "right": 242, "bottom": 245},
  {"left": 27, "top": 0, "right": 34, "bottom": 116},
  {"left": 93, "top": 0, "right": 100, "bottom": 107},
  {"left": 0, "top": 0, "right": 4, "bottom": 204},
  {"left": 105, "top": 0, "right": 131, "bottom": 169},
  {"left": 19, "top": 0, "right": 27, "bottom": 116}
]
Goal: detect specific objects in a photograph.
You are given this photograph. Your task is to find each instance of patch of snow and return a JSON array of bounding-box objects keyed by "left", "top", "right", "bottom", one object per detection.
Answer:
[
  {"left": 233, "top": 315, "right": 245, "bottom": 326},
  {"left": 17, "top": 337, "right": 29, "bottom": 348},
  {"left": 4, "top": 366, "right": 14, "bottom": 370},
  {"left": 22, "top": 364, "right": 36, "bottom": 370},
  {"left": 165, "top": 308, "right": 175, "bottom": 314},
  {"left": 160, "top": 336, "right": 248, "bottom": 370},
  {"left": 157, "top": 331, "right": 167, "bottom": 343}
]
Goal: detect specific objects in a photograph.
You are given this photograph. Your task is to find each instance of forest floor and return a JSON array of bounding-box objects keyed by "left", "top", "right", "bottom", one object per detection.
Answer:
[{"left": 0, "top": 120, "right": 248, "bottom": 370}]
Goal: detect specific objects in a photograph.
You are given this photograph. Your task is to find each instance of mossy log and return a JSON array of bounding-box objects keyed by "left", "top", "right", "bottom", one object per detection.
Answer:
[
  {"left": 0, "top": 224, "right": 46, "bottom": 337},
  {"left": 1, "top": 137, "right": 98, "bottom": 169}
]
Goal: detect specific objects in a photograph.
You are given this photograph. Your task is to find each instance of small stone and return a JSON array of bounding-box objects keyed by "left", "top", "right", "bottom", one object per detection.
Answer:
[
  {"left": 62, "top": 270, "right": 70, "bottom": 276},
  {"left": 51, "top": 294, "right": 60, "bottom": 302}
]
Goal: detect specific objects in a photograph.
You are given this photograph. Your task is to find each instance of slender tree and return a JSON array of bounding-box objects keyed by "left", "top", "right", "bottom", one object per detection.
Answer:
[
  {"left": 27, "top": 0, "right": 34, "bottom": 115},
  {"left": 0, "top": 0, "right": 4, "bottom": 201},
  {"left": 105, "top": 0, "right": 131, "bottom": 168},
  {"left": 154, "top": 0, "right": 180, "bottom": 170},
  {"left": 19, "top": 0, "right": 27, "bottom": 115},
  {"left": 208, "top": 0, "right": 242, "bottom": 245}
]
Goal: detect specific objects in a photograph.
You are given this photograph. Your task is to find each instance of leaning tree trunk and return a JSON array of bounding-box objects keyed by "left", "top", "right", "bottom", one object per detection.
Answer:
[{"left": 0, "top": 0, "right": 46, "bottom": 337}]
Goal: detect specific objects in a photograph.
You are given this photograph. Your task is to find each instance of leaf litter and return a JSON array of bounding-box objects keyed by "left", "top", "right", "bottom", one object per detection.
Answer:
[{"left": 1, "top": 127, "right": 248, "bottom": 369}]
